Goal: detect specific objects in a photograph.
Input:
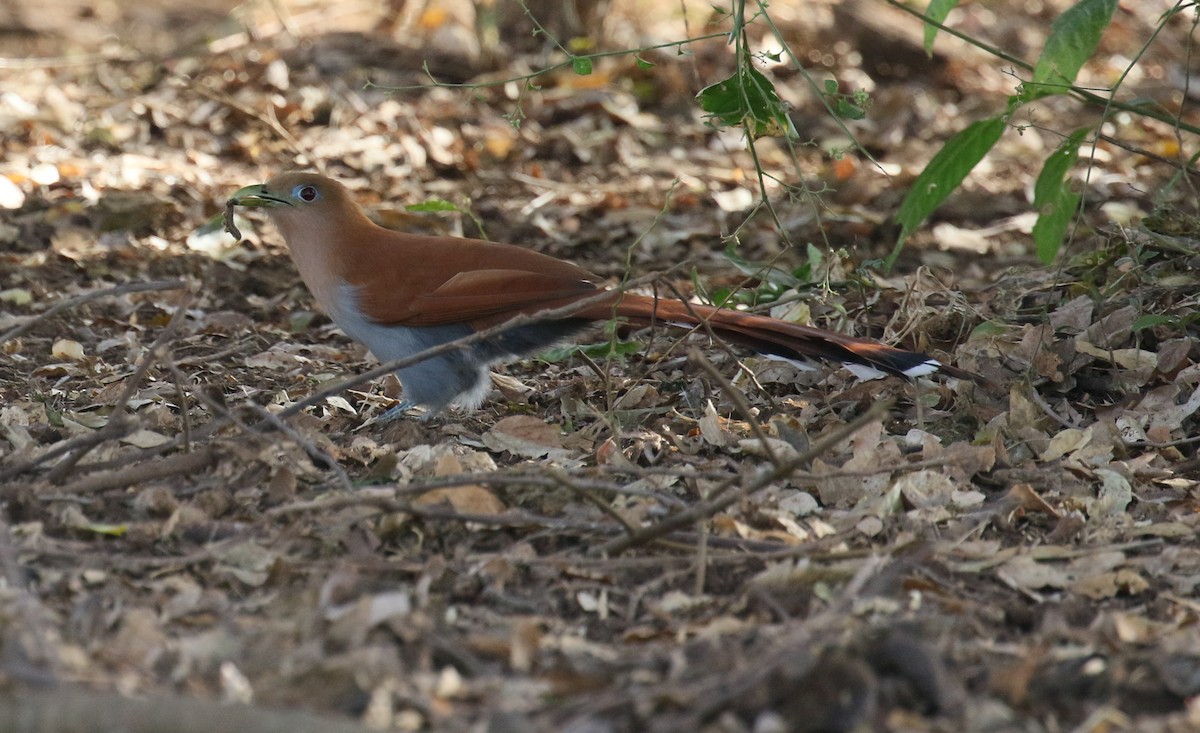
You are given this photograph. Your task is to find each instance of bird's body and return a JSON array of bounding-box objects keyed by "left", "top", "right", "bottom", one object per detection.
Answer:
[{"left": 228, "top": 172, "right": 976, "bottom": 413}]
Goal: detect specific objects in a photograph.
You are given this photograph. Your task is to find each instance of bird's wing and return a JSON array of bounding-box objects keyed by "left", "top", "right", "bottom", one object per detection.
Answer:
[{"left": 361, "top": 269, "right": 602, "bottom": 327}]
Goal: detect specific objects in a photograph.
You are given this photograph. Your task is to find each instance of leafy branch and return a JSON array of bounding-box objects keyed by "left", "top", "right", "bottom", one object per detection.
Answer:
[{"left": 892, "top": 0, "right": 1197, "bottom": 268}]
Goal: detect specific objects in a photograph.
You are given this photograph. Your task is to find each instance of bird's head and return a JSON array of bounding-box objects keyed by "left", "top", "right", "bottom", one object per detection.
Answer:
[
  {"left": 227, "top": 171, "right": 378, "bottom": 302},
  {"left": 228, "top": 171, "right": 369, "bottom": 243}
]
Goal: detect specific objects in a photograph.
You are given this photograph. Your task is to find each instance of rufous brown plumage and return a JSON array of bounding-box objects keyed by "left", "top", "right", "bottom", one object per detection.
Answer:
[{"left": 228, "top": 172, "right": 976, "bottom": 413}]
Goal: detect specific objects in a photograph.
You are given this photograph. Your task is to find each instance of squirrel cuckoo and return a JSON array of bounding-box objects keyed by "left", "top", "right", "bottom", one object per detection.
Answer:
[{"left": 227, "top": 172, "right": 976, "bottom": 414}]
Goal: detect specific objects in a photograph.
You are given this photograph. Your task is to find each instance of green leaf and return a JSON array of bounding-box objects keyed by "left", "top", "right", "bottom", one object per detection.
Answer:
[
  {"left": 697, "top": 64, "right": 798, "bottom": 139},
  {"left": 540, "top": 339, "right": 640, "bottom": 363},
  {"left": 1024, "top": 0, "right": 1118, "bottom": 101},
  {"left": 83, "top": 522, "right": 129, "bottom": 537},
  {"left": 805, "top": 242, "right": 823, "bottom": 275},
  {"left": 1032, "top": 190, "right": 1079, "bottom": 264},
  {"left": 1034, "top": 128, "right": 1088, "bottom": 206},
  {"left": 923, "top": 0, "right": 960, "bottom": 55},
  {"left": 835, "top": 98, "right": 865, "bottom": 120},
  {"left": 722, "top": 244, "right": 802, "bottom": 287},
  {"left": 1132, "top": 314, "right": 1175, "bottom": 332},
  {"left": 970, "top": 320, "right": 1009, "bottom": 337},
  {"left": 196, "top": 212, "right": 228, "bottom": 236},
  {"left": 707, "top": 287, "right": 734, "bottom": 307},
  {"left": 635, "top": 55, "right": 655, "bottom": 70},
  {"left": 1032, "top": 127, "right": 1089, "bottom": 263},
  {"left": 289, "top": 310, "right": 317, "bottom": 333},
  {"left": 42, "top": 401, "right": 64, "bottom": 428},
  {"left": 823, "top": 79, "right": 839, "bottom": 95},
  {"left": 891, "top": 116, "right": 1007, "bottom": 265},
  {"left": 406, "top": 199, "right": 461, "bottom": 213},
  {"left": 573, "top": 55, "right": 593, "bottom": 76}
]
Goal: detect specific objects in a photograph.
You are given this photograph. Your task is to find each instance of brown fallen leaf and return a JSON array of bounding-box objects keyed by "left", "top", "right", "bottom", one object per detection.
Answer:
[
  {"left": 411, "top": 451, "right": 506, "bottom": 515},
  {"left": 482, "top": 415, "right": 569, "bottom": 459}
]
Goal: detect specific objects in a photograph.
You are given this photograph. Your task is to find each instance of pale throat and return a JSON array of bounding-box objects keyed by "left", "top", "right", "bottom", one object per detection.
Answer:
[{"left": 275, "top": 216, "right": 345, "bottom": 317}]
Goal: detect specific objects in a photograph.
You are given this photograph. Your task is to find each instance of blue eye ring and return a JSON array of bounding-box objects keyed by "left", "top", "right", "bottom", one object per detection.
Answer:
[{"left": 293, "top": 184, "right": 320, "bottom": 202}]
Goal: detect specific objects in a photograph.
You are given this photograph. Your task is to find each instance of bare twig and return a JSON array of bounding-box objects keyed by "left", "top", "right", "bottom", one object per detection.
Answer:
[
  {"left": 65, "top": 412, "right": 236, "bottom": 475},
  {"left": 174, "top": 337, "right": 258, "bottom": 366},
  {"left": 1025, "top": 385, "right": 1080, "bottom": 430},
  {"left": 687, "top": 554, "right": 890, "bottom": 724},
  {"left": 0, "top": 279, "right": 186, "bottom": 343},
  {"left": 692, "top": 475, "right": 709, "bottom": 596},
  {"left": 52, "top": 446, "right": 218, "bottom": 495},
  {"left": 272, "top": 492, "right": 616, "bottom": 534},
  {"left": 166, "top": 358, "right": 193, "bottom": 452},
  {"left": 881, "top": 0, "right": 1200, "bottom": 143},
  {"left": 164, "top": 362, "right": 350, "bottom": 488},
  {"left": 44, "top": 297, "right": 192, "bottom": 485},
  {"left": 688, "top": 348, "right": 781, "bottom": 469},
  {"left": 596, "top": 399, "right": 893, "bottom": 555},
  {"left": 243, "top": 403, "right": 353, "bottom": 492},
  {"left": 268, "top": 470, "right": 685, "bottom": 518},
  {"left": 546, "top": 466, "right": 640, "bottom": 533},
  {"left": 127, "top": 247, "right": 821, "bottom": 463},
  {"left": 0, "top": 416, "right": 136, "bottom": 485},
  {"left": 0, "top": 50, "right": 140, "bottom": 69}
]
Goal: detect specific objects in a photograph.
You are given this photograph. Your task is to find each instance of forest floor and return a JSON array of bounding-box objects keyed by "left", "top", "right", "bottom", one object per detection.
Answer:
[{"left": 2, "top": 1, "right": 1200, "bottom": 731}]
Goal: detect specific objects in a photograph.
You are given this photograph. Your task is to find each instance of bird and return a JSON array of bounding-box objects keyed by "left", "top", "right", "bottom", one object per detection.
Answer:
[{"left": 226, "top": 171, "right": 977, "bottom": 415}]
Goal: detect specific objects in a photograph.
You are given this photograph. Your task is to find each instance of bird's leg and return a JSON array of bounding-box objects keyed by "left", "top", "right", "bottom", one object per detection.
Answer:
[
  {"left": 353, "top": 400, "right": 425, "bottom": 431},
  {"left": 376, "top": 400, "right": 419, "bottom": 423}
]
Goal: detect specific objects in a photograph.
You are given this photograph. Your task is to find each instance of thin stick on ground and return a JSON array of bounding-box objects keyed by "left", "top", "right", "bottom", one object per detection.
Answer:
[
  {"left": 0, "top": 416, "right": 136, "bottom": 485},
  {"left": 688, "top": 347, "right": 781, "bottom": 469},
  {"left": 268, "top": 470, "right": 685, "bottom": 518},
  {"left": 44, "top": 297, "right": 193, "bottom": 485},
  {"left": 52, "top": 446, "right": 219, "bottom": 495},
  {"left": 243, "top": 402, "right": 353, "bottom": 492},
  {"left": 595, "top": 399, "right": 893, "bottom": 556},
  {"left": 0, "top": 279, "right": 186, "bottom": 343}
]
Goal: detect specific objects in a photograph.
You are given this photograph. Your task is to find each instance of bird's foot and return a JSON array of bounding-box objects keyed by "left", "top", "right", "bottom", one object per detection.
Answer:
[{"left": 356, "top": 400, "right": 423, "bottom": 430}]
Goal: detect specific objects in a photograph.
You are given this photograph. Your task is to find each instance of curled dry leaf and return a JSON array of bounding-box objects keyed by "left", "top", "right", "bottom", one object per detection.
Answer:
[
  {"left": 697, "top": 400, "right": 728, "bottom": 447},
  {"left": 51, "top": 338, "right": 85, "bottom": 361},
  {"left": 738, "top": 436, "right": 798, "bottom": 460},
  {"left": 893, "top": 470, "right": 956, "bottom": 509},
  {"left": 1072, "top": 568, "right": 1149, "bottom": 600},
  {"left": 612, "top": 384, "right": 658, "bottom": 410},
  {"left": 482, "top": 415, "right": 569, "bottom": 459},
  {"left": 1003, "top": 482, "right": 1060, "bottom": 518},
  {"left": 1074, "top": 340, "right": 1156, "bottom": 374},
  {"left": 120, "top": 429, "right": 171, "bottom": 448},
  {"left": 1089, "top": 468, "right": 1132, "bottom": 519},
  {"left": 411, "top": 450, "right": 506, "bottom": 515},
  {"left": 490, "top": 371, "right": 533, "bottom": 402},
  {"left": 1040, "top": 427, "right": 1092, "bottom": 462},
  {"left": 0, "top": 287, "right": 32, "bottom": 305}
]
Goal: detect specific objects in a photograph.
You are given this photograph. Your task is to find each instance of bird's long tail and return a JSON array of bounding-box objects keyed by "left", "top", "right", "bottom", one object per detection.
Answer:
[{"left": 577, "top": 293, "right": 979, "bottom": 381}]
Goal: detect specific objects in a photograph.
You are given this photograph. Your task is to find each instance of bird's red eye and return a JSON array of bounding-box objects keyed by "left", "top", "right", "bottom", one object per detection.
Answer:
[{"left": 298, "top": 186, "right": 318, "bottom": 202}]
